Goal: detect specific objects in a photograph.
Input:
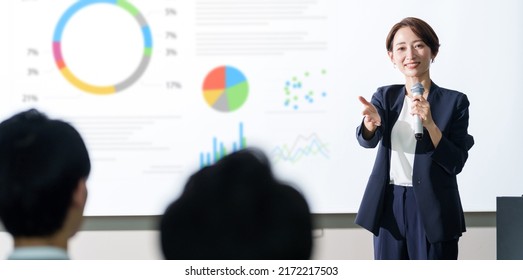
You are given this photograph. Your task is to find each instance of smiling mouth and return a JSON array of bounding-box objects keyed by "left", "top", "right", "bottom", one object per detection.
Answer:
[{"left": 405, "top": 62, "right": 420, "bottom": 68}]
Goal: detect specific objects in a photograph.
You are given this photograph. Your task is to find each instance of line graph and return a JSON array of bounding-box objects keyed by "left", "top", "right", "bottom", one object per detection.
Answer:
[{"left": 271, "top": 133, "right": 329, "bottom": 164}]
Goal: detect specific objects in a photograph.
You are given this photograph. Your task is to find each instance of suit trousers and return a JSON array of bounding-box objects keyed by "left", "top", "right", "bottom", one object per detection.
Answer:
[{"left": 373, "top": 185, "right": 459, "bottom": 260}]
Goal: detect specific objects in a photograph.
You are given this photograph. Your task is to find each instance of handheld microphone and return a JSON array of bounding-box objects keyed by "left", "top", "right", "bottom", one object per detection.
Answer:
[{"left": 411, "top": 82, "right": 424, "bottom": 141}]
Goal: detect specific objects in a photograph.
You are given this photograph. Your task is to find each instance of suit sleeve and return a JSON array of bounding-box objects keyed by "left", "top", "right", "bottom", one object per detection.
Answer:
[{"left": 431, "top": 94, "right": 475, "bottom": 175}]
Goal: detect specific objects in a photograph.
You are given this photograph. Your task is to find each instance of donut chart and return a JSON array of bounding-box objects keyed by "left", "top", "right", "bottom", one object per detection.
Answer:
[
  {"left": 202, "top": 66, "right": 249, "bottom": 112},
  {"left": 52, "top": 0, "right": 152, "bottom": 94}
]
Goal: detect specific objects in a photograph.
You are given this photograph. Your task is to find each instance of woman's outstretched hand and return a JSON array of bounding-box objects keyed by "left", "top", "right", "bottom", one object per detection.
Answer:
[{"left": 358, "top": 96, "right": 381, "bottom": 133}]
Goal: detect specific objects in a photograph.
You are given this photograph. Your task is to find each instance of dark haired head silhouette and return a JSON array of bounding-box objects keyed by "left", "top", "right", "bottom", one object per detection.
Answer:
[{"left": 160, "top": 148, "right": 312, "bottom": 260}]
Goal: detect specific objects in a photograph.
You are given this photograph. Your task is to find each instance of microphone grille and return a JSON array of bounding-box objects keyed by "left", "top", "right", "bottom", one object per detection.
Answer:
[{"left": 411, "top": 82, "right": 424, "bottom": 96}]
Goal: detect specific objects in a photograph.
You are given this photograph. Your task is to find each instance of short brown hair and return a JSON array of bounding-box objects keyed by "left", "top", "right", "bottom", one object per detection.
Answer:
[{"left": 386, "top": 17, "right": 440, "bottom": 57}]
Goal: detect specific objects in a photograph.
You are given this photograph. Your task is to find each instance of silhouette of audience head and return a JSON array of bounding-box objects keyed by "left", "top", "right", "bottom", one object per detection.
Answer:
[
  {"left": 0, "top": 109, "right": 90, "bottom": 247},
  {"left": 160, "top": 148, "right": 312, "bottom": 260}
]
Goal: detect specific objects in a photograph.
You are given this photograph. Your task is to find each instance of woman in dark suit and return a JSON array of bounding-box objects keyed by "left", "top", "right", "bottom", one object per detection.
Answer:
[{"left": 356, "top": 17, "right": 474, "bottom": 259}]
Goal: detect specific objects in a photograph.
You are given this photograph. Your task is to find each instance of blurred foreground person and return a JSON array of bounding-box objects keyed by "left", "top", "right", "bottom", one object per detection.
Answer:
[
  {"left": 0, "top": 109, "right": 90, "bottom": 260},
  {"left": 160, "top": 148, "right": 312, "bottom": 260}
]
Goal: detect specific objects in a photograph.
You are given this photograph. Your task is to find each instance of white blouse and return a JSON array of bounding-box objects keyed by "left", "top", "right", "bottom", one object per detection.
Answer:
[{"left": 389, "top": 96, "right": 417, "bottom": 187}]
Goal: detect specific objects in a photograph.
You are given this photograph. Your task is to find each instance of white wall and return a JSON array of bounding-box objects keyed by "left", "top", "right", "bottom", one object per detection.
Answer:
[
  {"left": 0, "top": 227, "right": 496, "bottom": 260},
  {"left": 0, "top": 214, "right": 496, "bottom": 260}
]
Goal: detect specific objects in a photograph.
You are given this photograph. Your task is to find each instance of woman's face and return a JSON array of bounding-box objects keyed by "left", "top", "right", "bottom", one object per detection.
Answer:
[{"left": 388, "top": 27, "right": 434, "bottom": 80}]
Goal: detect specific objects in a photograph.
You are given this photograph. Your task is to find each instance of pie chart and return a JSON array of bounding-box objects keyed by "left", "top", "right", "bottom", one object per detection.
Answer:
[{"left": 202, "top": 66, "right": 249, "bottom": 112}]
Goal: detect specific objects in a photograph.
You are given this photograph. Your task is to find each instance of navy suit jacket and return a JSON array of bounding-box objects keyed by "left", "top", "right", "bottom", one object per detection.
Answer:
[{"left": 355, "top": 83, "right": 474, "bottom": 243}]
